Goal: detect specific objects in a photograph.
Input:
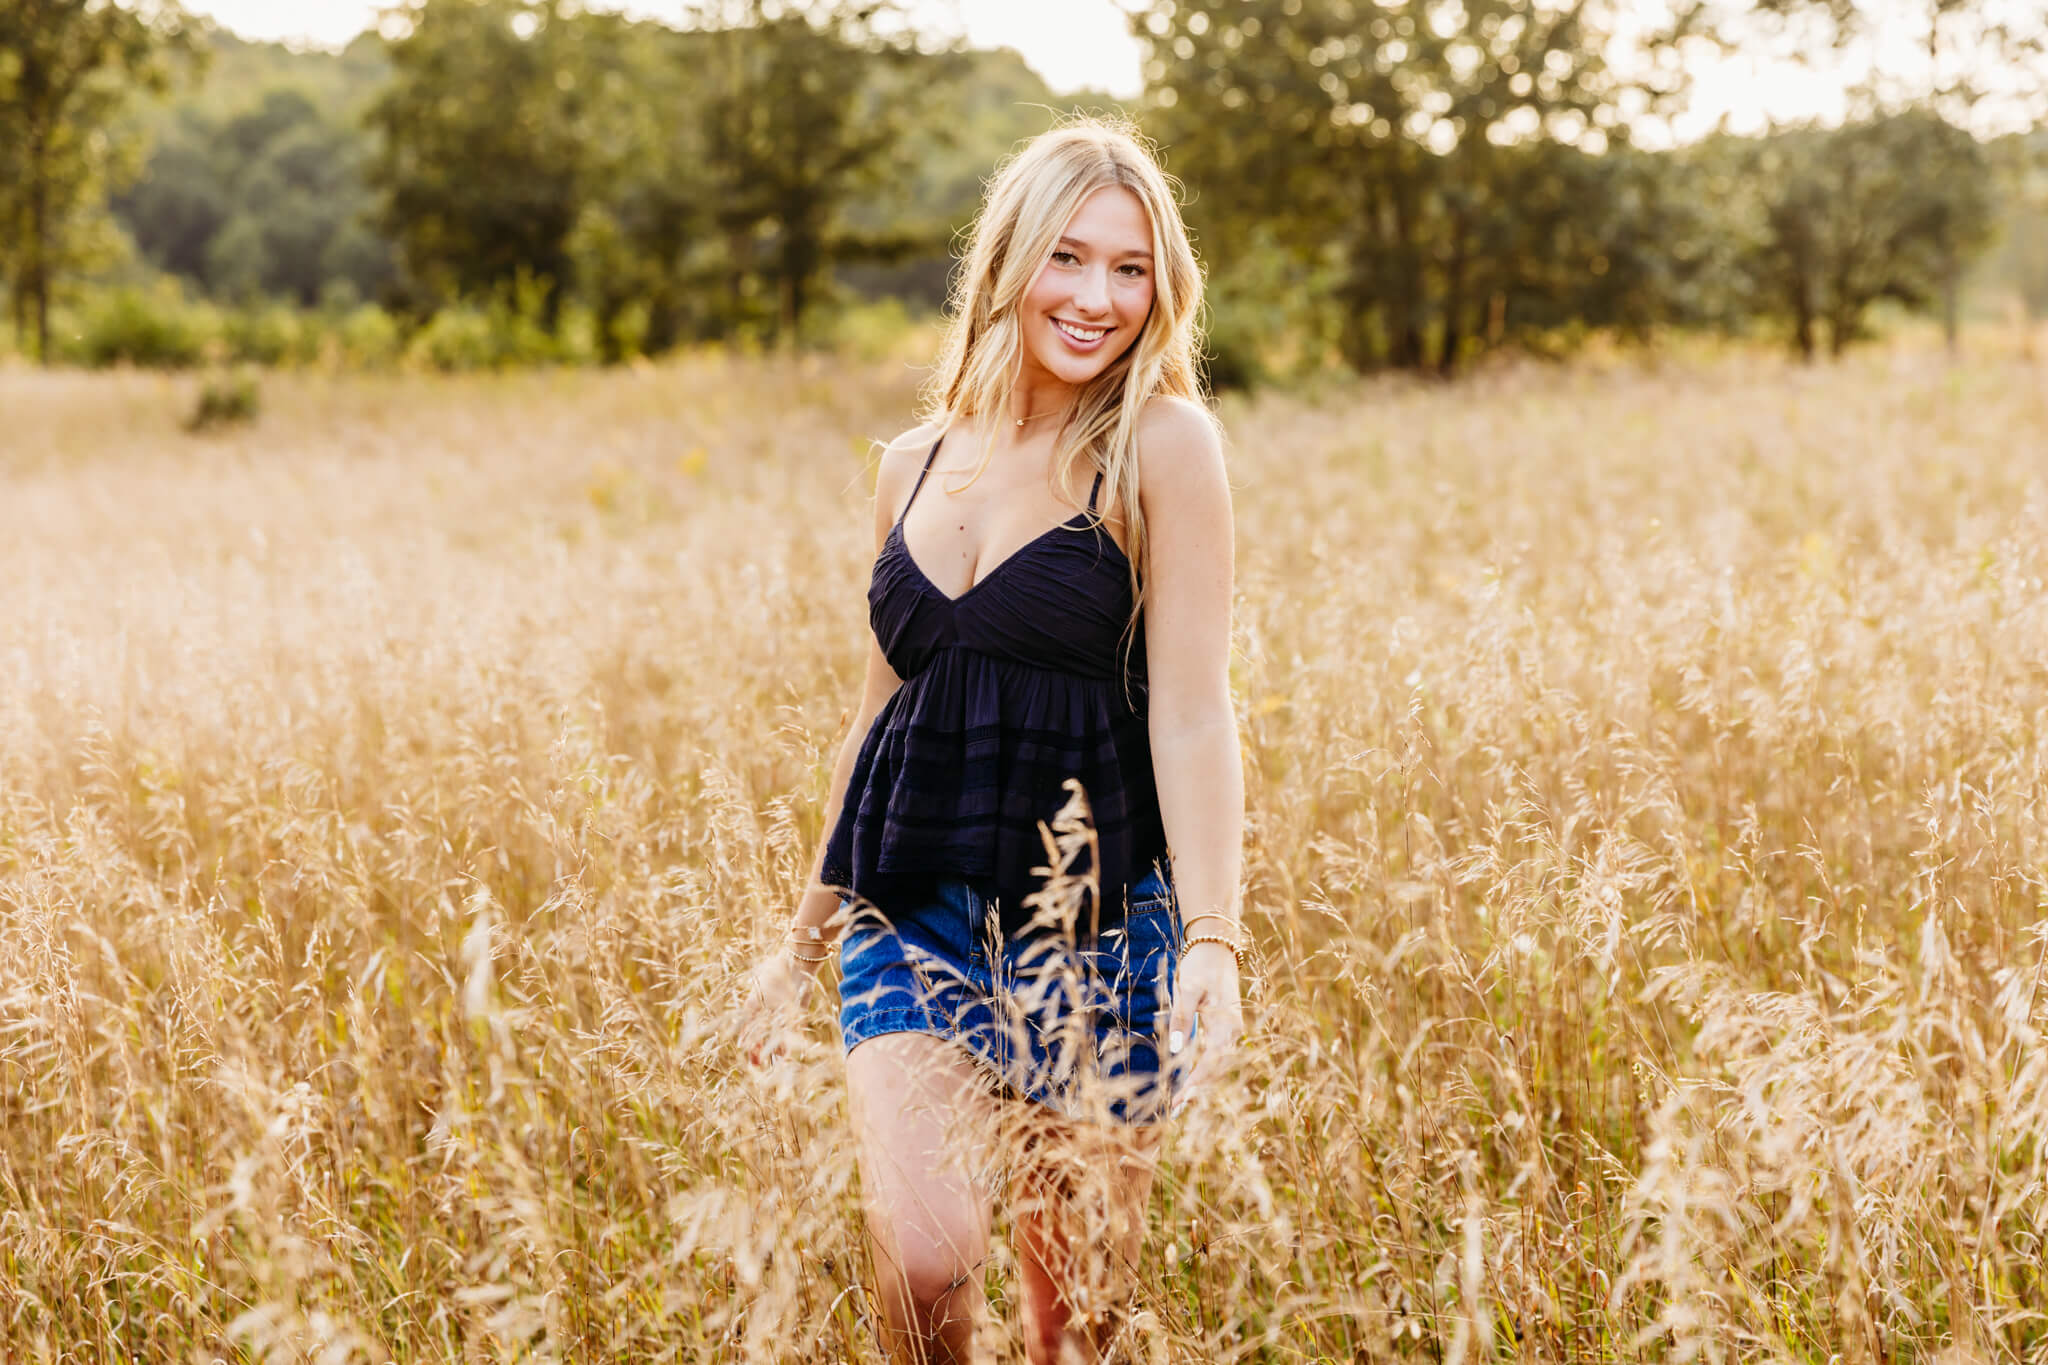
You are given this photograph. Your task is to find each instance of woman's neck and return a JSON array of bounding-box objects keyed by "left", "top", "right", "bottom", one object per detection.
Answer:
[{"left": 1005, "top": 375, "right": 1075, "bottom": 428}]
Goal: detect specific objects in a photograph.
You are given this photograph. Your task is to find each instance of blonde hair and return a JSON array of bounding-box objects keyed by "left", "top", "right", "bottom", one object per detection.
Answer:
[{"left": 920, "top": 114, "right": 1213, "bottom": 688}]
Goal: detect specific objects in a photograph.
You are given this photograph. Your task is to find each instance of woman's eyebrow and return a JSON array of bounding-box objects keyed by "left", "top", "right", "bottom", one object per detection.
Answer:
[{"left": 1058, "top": 234, "right": 1154, "bottom": 261}]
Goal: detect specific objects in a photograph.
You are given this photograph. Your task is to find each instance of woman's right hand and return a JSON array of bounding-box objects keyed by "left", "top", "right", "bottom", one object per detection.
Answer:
[{"left": 738, "top": 943, "right": 834, "bottom": 1067}]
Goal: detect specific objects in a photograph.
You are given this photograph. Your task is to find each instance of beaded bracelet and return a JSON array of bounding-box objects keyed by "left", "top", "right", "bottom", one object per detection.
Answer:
[
  {"left": 1180, "top": 927, "right": 1247, "bottom": 971},
  {"left": 785, "top": 924, "right": 837, "bottom": 962}
]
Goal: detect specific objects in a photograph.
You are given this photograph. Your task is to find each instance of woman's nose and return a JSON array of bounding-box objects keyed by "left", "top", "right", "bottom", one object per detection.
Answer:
[{"left": 1073, "top": 264, "right": 1111, "bottom": 315}]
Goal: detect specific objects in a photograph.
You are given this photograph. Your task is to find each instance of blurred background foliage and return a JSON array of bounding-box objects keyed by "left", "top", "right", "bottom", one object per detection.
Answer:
[{"left": 0, "top": 0, "right": 2042, "bottom": 380}]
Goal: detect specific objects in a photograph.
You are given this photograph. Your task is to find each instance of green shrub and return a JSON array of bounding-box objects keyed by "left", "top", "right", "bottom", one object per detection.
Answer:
[
  {"left": 1201, "top": 308, "right": 1268, "bottom": 393},
  {"left": 184, "top": 369, "right": 261, "bottom": 433},
  {"left": 404, "top": 305, "right": 499, "bottom": 372},
  {"left": 70, "top": 284, "right": 219, "bottom": 368},
  {"left": 337, "top": 304, "right": 403, "bottom": 369},
  {"left": 406, "top": 274, "right": 574, "bottom": 372},
  {"left": 603, "top": 299, "right": 652, "bottom": 362},
  {"left": 824, "top": 297, "right": 924, "bottom": 363},
  {"left": 221, "top": 304, "right": 316, "bottom": 367},
  {"left": 552, "top": 303, "right": 601, "bottom": 367},
  {"left": 485, "top": 271, "right": 564, "bottom": 367}
]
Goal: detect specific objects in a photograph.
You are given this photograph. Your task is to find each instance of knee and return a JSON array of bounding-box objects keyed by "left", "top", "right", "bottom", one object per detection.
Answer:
[{"left": 881, "top": 1239, "right": 983, "bottom": 1317}]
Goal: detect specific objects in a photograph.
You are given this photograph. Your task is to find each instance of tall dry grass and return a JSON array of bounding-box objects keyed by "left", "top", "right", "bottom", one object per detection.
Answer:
[{"left": 4, "top": 337, "right": 2048, "bottom": 1362}]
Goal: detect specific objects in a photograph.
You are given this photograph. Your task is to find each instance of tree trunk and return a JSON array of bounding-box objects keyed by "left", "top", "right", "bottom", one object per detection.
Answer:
[
  {"left": 1829, "top": 299, "right": 1856, "bottom": 358},
  {"left": 594, "top": 296, "right": 623, "bottom": 365},
  {"left": 780, "top": 217, "right": 819, "bottom": 348},
  {"left": 1334, "top": 263, "right": 1380, "bottom": 371},
  {"left": 1345, "top": 178, "right": 1386, "bottom": 370},
  {"left": 1941, "top": 244, "right": 1960, "bottom": 355},
  {"left": 726, "top": 229, "right": 749, "bottom": 325},
  {"left": 28, "top": 126, "right": 51, "bottom": 366},
  {"left": 1791, "top": 261, "right": 1816, "bottom": 362},
  {"left": 1438, "top": 222, "right": 1470, "bottom": 377},
  {"left": 1388, "top": 180, "right": 1426, "bottom": 371},
  {"left": 32, "top": 269, "right": 48, "bottom": 367},
  {"left": 780, "top": 266, "right": 801, "bottom": 348},
  {"left": 1396, "top": 318, "right": 1425, "bottom": 370},
  {"left": 645, "top": 293, "right": 681, "bottom": 356}
]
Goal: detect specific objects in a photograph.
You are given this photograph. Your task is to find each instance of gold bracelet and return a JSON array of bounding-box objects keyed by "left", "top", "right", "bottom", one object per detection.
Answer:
[
  {"left": 1182, "top": 912, "right": 1240, "bottom": 934},
  {"left": 784, "top": 924, "right": 837, "bottom": 961},
  {"left": 1180, "top": 931, "right": 1246, "bottom": 971}
]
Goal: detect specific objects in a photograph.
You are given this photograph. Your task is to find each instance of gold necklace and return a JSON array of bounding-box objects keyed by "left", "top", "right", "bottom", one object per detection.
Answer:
[{"left": 1011, "top": 408, "right": 1063, "bottom": 428}]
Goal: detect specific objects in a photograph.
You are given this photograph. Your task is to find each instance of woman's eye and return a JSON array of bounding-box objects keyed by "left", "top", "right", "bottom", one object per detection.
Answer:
[
  {"left": 1119, "top": 264, "right": 1148, "bottom": 278},
  {"left": 1051, "top": 249, "right": 1078, "bottom": 265}
]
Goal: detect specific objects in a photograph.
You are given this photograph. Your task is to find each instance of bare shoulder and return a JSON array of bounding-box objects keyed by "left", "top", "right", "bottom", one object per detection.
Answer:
[
  {"left": 1134, "top": 394, "right": 1228, "bottom": 507},
  {"left": 871, "top": 418, "right": 945, "bottom": 516}
]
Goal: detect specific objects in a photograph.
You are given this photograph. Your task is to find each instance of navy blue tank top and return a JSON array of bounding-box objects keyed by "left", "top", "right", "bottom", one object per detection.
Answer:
[{"left": 820, "top": 434, "right": 1168, "bottom": 935}]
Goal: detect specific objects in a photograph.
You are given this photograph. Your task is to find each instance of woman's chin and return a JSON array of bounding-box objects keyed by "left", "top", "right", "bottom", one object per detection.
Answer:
[{"left": 1023, "top": 349, "right": 1110, "bottom": 388}]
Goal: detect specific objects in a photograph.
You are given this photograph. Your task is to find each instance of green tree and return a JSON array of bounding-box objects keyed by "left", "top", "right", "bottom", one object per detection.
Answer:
[
  {"left": 109, "top": 106, "right": 227, "bottom": 282},
  {"left": 117, "top": 86, "right": 392, "bottom": 304},
  {"left": 690, "top": 0, "right": 953, "bottom": 343},
  {"left": 564, "top": 21, "right": 723, "bottom": 359},
  {"left": 366, "top": 0, "right": 628, "bottom": 322},
  {"left": 1132, "top": 0, "right": 1712, "bottom": 374},
  {"left": 1979, "top": 131, "right": 2048, "bottom": 320},
  {"left": 1474, "top": 140, "right": 1727, "bottom": 346},
  {"left": 0, "top": 0, "right": 198, "bottom": 362},
  {"left": 840, "top": 47, "right": 1090, "bottom": 313},
  {"left": 1745, "top": 0, "right": 2048, "bottom": 348},
  {"left": 1738, "top": 112, "right": 1994, "bottom": 358}
]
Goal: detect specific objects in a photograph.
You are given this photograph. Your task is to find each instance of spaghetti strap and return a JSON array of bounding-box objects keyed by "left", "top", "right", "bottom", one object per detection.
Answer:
[
  {"left": 899, "top": 437, "right": 942, "bottom": 525},
  {"left": 1086, "top": 468, "right": 1104, "bottom": 514}
]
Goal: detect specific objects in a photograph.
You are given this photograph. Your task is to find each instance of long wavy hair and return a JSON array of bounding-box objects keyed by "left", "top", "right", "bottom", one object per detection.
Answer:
[{"left": 919, "top": 115, "right": 1214, "bottom": 691}]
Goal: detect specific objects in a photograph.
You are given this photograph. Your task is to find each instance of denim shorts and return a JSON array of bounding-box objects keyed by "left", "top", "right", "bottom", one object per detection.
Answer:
[{"left": 835, "top": 864, "right": 1196, "bottom": 1125}]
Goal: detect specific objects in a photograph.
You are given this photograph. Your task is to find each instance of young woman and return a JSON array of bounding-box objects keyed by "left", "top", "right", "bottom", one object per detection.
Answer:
[{"left": 739, "top": 117, "right": 1246, "bottom": 1363}]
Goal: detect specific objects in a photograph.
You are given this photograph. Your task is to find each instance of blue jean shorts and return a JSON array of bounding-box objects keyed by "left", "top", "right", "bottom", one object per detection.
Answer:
[{"left": 835, "top": 865, "right": 1196, "bottom": 1125}]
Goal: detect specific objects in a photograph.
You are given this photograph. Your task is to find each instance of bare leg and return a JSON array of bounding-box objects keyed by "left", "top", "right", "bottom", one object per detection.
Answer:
[
  {"left": 846, "top": 1031, "right": 1006, "bottom": 1364},
  {"left": 1011, "top": 1108, "right": 1165, "bottom": 1364}
]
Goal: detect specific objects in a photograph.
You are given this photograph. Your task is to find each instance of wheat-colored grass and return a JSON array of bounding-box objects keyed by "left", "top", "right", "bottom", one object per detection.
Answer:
[{"left": 4, "top": 336, "right": 2048, "bottom": 1362}]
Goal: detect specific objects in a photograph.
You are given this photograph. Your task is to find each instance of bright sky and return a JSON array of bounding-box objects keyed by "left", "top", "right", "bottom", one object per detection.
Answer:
[
  {"left": 183, "top": 0, "right": 1152, "bottom": 96},
  {"left": 181, "top": 0, "right": 2033, "bottom": 143}
]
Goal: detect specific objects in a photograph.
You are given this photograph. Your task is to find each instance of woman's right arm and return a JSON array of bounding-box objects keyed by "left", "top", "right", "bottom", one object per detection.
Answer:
[
  {"left": 783, "top": 634, "right": 900, "bottom": 944},
  {"left": 738, "top": 426, "right": 930, "bottom": 1064},
  {"left": 778, "top": 429, "right": 932, "bottom": 953}
]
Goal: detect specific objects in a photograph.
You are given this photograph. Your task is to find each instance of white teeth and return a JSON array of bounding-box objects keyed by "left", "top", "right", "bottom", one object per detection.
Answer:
[{"left": 1055, "top": 320, "right": 1107, "bottom": 342}]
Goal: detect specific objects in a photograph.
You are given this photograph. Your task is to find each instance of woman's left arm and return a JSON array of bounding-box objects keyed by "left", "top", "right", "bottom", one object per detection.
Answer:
[{"left": 1136, "top": 397, "right": 1245, "bottom": 1109}]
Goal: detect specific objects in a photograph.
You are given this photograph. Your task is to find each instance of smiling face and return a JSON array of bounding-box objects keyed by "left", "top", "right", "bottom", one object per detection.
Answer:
[{"left": 1016, "top": 183, "right": 1158, "bottom": 392}]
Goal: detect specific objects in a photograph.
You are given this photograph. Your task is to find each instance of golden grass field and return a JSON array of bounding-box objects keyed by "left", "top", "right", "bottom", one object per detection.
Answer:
[{"left": 5, "top": 336, "right": 2048, "bottom": 1362}]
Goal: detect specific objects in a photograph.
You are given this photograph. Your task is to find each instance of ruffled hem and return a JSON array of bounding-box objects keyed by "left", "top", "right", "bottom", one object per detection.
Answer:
[{"left": 822, "top": 646, "right": 1166, "bottom": 932}]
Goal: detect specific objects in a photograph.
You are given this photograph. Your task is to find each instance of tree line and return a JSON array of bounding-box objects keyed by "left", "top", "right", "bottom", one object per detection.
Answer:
[
  {"left": 1, "top": 0, "right": 2043, "bottom": 377},
  {"left": 1139, "top": 0, "right": 2043, "bottom": 375}
]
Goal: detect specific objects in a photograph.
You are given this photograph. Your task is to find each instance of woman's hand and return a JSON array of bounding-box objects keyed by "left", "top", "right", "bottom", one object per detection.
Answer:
[
  {"left": 1165, "top": 942, "right": 1243, "bottom": 1114},
  {"left": 738, "top": 945, "right": 833, "bottom": 1067}
]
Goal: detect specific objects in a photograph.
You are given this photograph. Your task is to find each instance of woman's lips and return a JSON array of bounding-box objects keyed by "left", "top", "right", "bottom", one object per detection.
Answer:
[{"left": 1052, "top": 318, "right": 1111, "bottom": 350}]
